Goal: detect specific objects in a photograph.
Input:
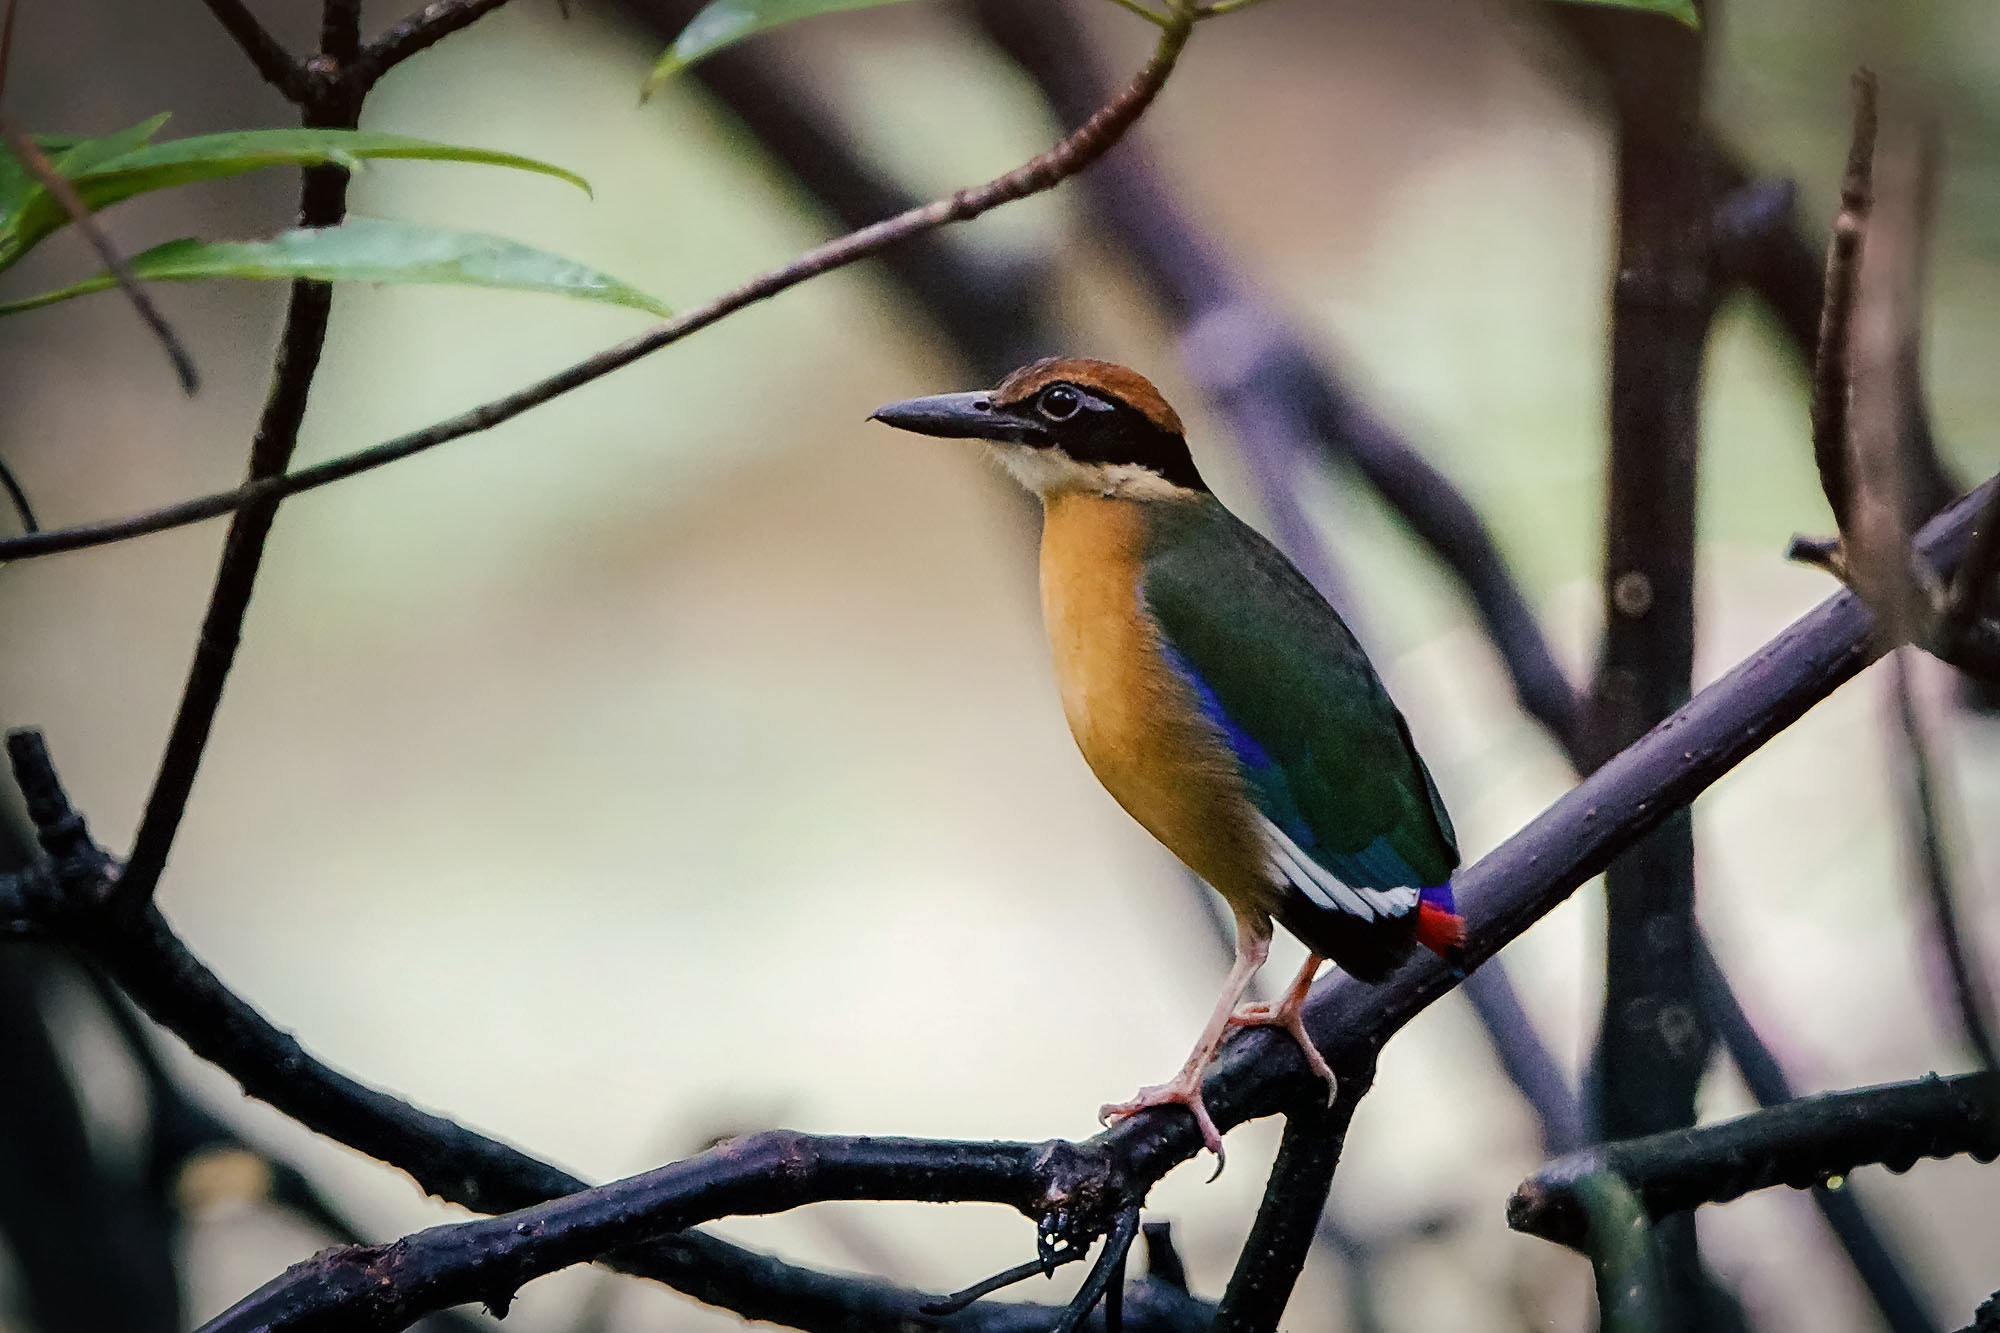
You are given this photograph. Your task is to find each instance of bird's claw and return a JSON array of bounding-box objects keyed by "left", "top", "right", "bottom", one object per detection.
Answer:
[
  {"left": 1099, "top": 1080, "right": 1226, "bottom": 1177},
  {"left": 1228, "top": 998, "right": 1339, "bottom": 1107}
]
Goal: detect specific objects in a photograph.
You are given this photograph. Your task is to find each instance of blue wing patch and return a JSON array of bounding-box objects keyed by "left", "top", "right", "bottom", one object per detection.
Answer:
[{"left": 1159, "top": 640, "right": 1419, "bottom": 919}]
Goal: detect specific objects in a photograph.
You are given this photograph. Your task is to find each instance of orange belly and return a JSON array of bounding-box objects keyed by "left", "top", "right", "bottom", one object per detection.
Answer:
[{"left": 1038, "top": 494, "right": 1279, "bottom": 918}]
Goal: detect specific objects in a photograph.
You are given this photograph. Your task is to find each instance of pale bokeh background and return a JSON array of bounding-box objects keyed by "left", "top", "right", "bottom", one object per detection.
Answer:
[{"left": 1, "top": 0, "right": 1997, "bottom": 1329}]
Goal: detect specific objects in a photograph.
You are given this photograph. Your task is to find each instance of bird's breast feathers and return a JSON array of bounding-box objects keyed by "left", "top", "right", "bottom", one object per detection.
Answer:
[
  {"left": 1038, "top": 494, "right": 1281, "bottom": 913},
  {"left": 1038, "top": 492, "right": 1447, "bottom": 937}
]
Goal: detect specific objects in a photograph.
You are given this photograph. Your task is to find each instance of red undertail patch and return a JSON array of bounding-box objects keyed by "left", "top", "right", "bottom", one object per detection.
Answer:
[{"left": 1415, "top": 903, "right": 1467, "bottom": 963}]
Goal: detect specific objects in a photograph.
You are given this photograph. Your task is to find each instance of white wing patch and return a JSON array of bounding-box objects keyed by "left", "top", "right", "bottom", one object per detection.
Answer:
[{"left": 1260, "top": 817, "right": 1419, "bottom": 922}]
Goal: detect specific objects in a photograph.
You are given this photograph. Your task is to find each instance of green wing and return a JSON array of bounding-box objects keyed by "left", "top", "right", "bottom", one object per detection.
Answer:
[{"left": 1140, "top": 495, "right": 1458, "bottom": 894}]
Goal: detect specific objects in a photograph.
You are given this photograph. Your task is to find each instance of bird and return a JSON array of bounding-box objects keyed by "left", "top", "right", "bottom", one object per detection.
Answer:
[{"left": 870, "top": 357, "right": 1464, "bottom": 1166}]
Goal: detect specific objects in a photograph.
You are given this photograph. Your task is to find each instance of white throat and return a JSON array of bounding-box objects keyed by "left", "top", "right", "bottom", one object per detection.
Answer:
[{"left": 985, "top": 442, "right": 1187, "bottom": 501}]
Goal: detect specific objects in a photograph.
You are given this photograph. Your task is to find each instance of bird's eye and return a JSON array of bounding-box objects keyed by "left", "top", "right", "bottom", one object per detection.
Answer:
[{"left": 1038, "top": 385, "right": 1083, "bottom": 421}]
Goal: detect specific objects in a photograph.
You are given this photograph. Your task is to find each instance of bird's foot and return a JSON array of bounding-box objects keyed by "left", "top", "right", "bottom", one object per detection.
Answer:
[
  {"left": 1227, "top": 996, "right": 1338, "bottom": 1106},
  {"left": 1099, "top": 1073, "right": 1226, "bottom": 1176}
]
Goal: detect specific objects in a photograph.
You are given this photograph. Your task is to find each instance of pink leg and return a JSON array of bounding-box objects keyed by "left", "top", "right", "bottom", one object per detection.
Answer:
[
  {"left": 1098, "top": 917, "right": 1271, "bottom": 1175},
  {"left": 1227, "top": 954, "right": 1338, "bottom": 1104}
]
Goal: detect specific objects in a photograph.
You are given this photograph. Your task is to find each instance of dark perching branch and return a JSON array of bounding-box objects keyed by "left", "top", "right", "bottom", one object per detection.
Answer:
[
  {"left": 196, "top": 1133, "right": 1083, "bottom": 1333},
  {"left": 1563, "top": 3, "right": 1718, "bottom": 1321},
  {"left": 1211, "top": 1065, "right": 1374, "bottom": 1332},
  {"left": 0, "top": 6, "right": 1196, "bottom": 567},
  {"left": 1507, "top": 1070, "right": 2000, "bottom": 1250}
]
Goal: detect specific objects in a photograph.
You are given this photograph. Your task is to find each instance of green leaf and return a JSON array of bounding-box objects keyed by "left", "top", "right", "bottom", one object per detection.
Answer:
[
  {"left": 1548, "top": 0, "right": 1699, "bottom": 25},
  {"left": 0, "top": 122, "right": 591, "bottom": 274},
  {"left": 0, "top": 217, "right": 671, "bottom": 318},
  {"left": 643, "top": 0, "right": 926, "bottom": 97}
]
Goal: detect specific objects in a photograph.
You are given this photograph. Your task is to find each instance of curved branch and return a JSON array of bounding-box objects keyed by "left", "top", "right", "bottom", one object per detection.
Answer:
[
  {"left": 1211, "top": 1067, "right": 1372, "bottom": 1332},
  {"left": 0, "top": 10, "right": 1192, "bottom": 566},
  {"left": 351, "top": 0, "right": 519, "bottom": 91},
  {"left": 197, "top": 0, "right": 313, "bottom": 102},
  {"left": 1507, "top": 1070, "right": 2000, "bottom": 1249}
]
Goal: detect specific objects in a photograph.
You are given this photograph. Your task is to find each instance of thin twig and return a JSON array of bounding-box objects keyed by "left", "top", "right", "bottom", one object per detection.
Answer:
[
  {"left": 1507, "top": 1069, "right": 2000, "bottom": 1248},
  {"left": 113, "top": 0, "right": 366, "bottom": 912},
  {"left": 1888, "top": 655, "right": 2000, "bottom": 1077},
  {"left": 350, "top": 0, "right": 520, "bottom": 91},
  {"left": 1052, "top": 1207, "right": 1141, "bottom": 1333},
  {"left": 920, "top": 1256, "right": 1072, "bottom": 1317},
  {"left": 0, "top": 10, "right": 1192, "bottom": 567},
  {"left": 1808, "top": 70, "right": 1878, "bottom": 539},
  {"left": 0, "top": 116, "right": 199, "bottom": 395},
  {"left": 0, "top": 0, "right": 17, "bottom": 101},
  {"left": 196, "top": 0, "right": 312, "bottom": 100},
  {"left": 0, "top": 451, "right": 36, "bottom": 532}
]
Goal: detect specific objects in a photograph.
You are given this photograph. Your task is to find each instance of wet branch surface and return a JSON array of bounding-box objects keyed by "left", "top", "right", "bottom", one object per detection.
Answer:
[{"left": 1507, "top": 1071, "right": 2000, "bottom": 1250}]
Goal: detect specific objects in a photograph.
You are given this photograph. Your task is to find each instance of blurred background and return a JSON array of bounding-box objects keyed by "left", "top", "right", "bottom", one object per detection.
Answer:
[{"left": 0, "top": 0, "right": 1996, "bottom": 1328}]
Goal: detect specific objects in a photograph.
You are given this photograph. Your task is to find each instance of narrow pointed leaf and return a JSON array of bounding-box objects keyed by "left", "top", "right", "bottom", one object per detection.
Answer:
[
  {"left": 643, "top": 0, "right": 925, "bottom": 97},
  {"left": 1550, "top": 0, "right": 1698, "bottom": 25},
  {"left": 0, "top": 218, "right": 670, "bottom": 318},
  {"left": 0, "top": 125, "right": 590, "bottom": 273}
]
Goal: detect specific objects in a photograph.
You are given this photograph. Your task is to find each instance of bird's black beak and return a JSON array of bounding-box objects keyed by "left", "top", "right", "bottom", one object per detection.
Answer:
[{"left": 868, "top": 391, "right": 1039, "bottom": 442}]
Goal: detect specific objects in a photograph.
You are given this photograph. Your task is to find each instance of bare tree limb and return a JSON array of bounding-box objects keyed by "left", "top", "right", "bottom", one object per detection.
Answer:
[
  {"left": 0, "top": 8, "right": 1196, "bottom": 566},
  {"left": 1507, "top": 1070, "right": 2000, "bottom": 1249},
  {"left": 1561, "top": 3, "right": 1720, "bottom": 1319},
  {"left": 195, "top": 0, "right": 314, "bottom": 102},
  {"left": 351, "top": 0, "right": 520, "bottom": 91},
  {"left": 1211, "top": 1066, "right": 1373, "bottom": 1333}
]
